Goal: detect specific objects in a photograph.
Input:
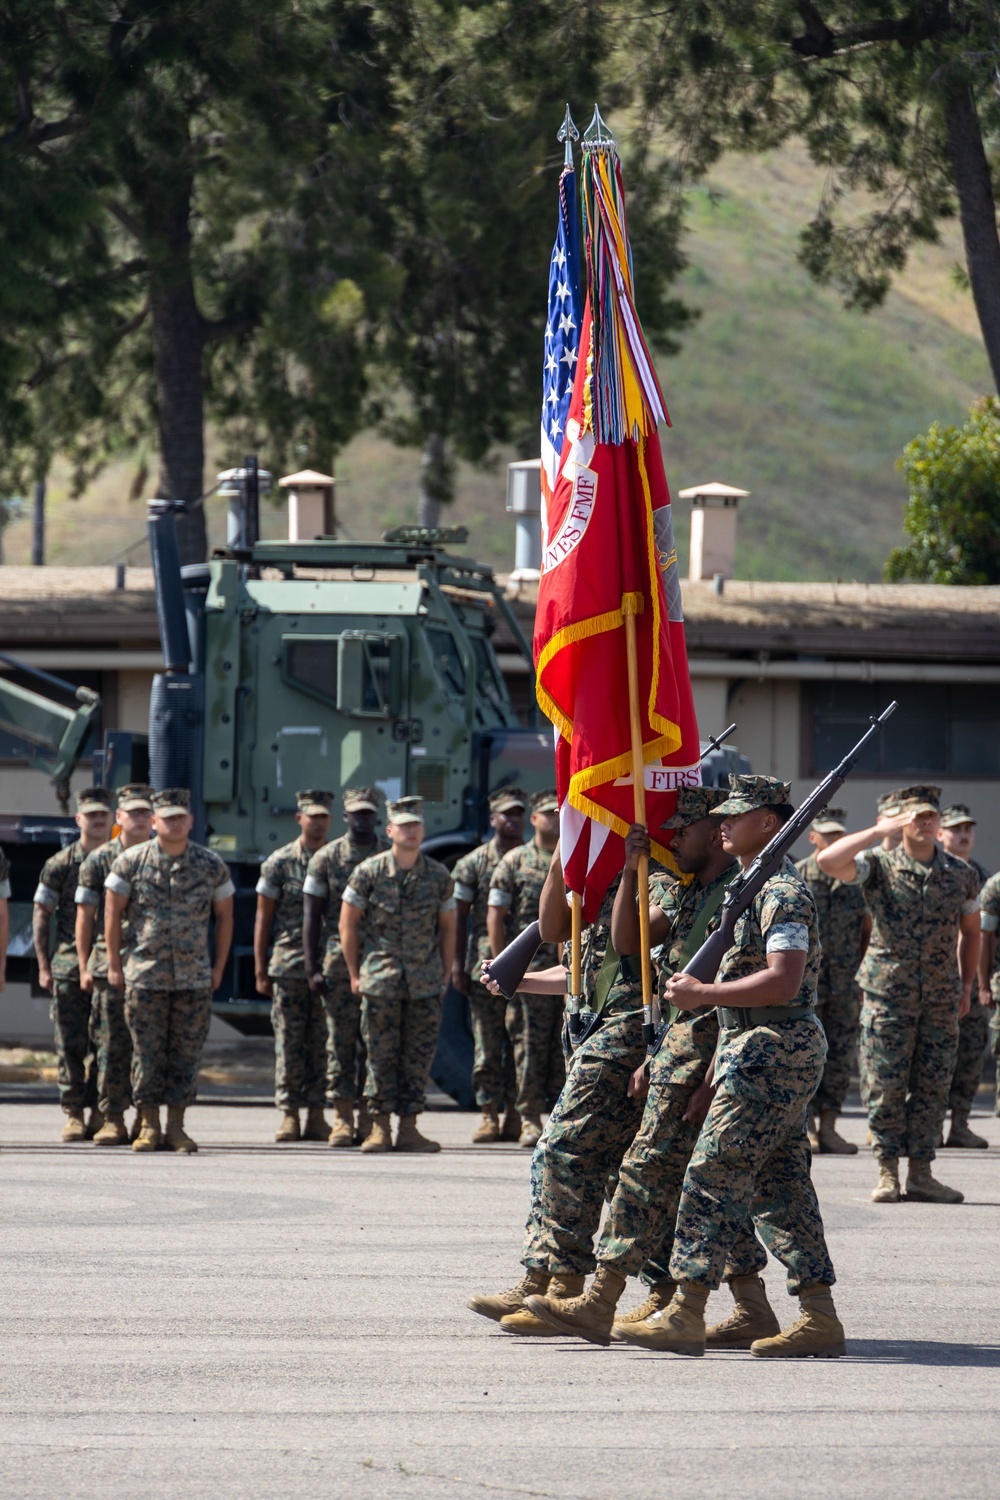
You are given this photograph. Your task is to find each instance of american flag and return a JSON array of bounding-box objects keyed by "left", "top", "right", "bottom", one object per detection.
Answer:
[{"left": 539, "top": 163, "right": 583, "bottom": 535}]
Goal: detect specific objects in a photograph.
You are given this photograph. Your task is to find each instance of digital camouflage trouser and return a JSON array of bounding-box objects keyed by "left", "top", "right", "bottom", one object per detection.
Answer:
[
  {"left": 271, "top": 977, "right": 329, "bottom": 1110},
  {"left": 520, "top": 1007, "right": 645, "bottom": 1277},
  {"left": 124, "top": 987, "right": 212, "bottom": 1108},
  {"left": 947, "top": 1001, "right": 990, "bottom": 1115},
  {"left": 361, "top": 983, "right": 441, "bottom": 1117},
  {"left": 505, "top": 991, "right": 565, "bottom": 1118},
  {"left": 859, "top": 991, "right": 959, "bottom": 1161},
  {"left": 596, "top": 1049, "right": 766, "bottom": 1288},
  {"left": 813, "top": 975, "right": 861, "bottom": 1114},
  {"left": 90, "top": 978, "right": 133, "bottom": 1117},
  {"left": 469, "top": 979, "right": 516, "bottom": 1112},
  {"left": 670, "top": 1017, "right": 835, "bottom": 1296},
  {"left": 323, "top": 956, "right": 366, "bottom": 1102},
  {"left": 51, "top": 977, "right": 98, "bottom": 1113}
]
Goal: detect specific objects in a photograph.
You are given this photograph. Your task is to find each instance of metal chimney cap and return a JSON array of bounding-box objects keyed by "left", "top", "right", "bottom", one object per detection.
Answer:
[
  {"left": 278, "top": 469, "right": 335, "bottom": 488},
  {"left": 677, "top": 481, "right": 751, "bottom": 502}
]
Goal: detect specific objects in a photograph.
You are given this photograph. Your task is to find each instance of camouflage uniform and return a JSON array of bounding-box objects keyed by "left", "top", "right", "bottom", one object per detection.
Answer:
[
  {"left": 981, "top": 872, "right": 1000, "bottom": 1115},
  {"left": 303, "top": 829, "right": 390, "bottom": 1100},
  {"left": 947, "top": 855, "right": 991, "bottom": 1115},
  {"left": 520, "top": 874, "right": 649, "bottom": 1275},
  {"left": 453, "top": 838, "right": 517, "bottom": 1111},
  {"left": 107, "top": 838, "right": 235, "bottom": 1106},
  {"left": 343, "top": 849, "right": 454, "bottom": 1116},
  {"left": 855, "top": 844, "right": 980, "bottom": 1161},
  {"left": 795, "top": 853, "right": 868, "bottom": 1112},
  {"left": 35, "top": 840, "right": 98, "bottom": 1113},
  {"left": 489, "top": 840, "right": 563, "bottom": 1118},
  {"left": 595, "top": 861, "right": 763, "bottom": 1285},
  {"left": 257, "top": 836, "right": 330, "bottom": 1111},
  {"left": 668, "top": 785, "right": 835, "bottom": 1296},
  {"left": 77, "top": 836, "right": 135, "bottom": 1117}
]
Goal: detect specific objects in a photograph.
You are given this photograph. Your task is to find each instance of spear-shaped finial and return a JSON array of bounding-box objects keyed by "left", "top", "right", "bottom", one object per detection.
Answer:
[
  {"left": 582, "top": 103, "right": 615, "bottom": 149},
  {"left": 557, "top": 103, "right": 579, "bottom": 168}
]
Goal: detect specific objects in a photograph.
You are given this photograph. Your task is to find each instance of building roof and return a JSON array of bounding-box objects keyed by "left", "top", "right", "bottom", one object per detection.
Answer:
[{"left": 0, "top": 567, "right": 159, "bottom": 646}]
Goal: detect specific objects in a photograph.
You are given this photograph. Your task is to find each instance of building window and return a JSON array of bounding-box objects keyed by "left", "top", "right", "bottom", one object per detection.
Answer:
[{"left": 806, "top": 681, "right": 1000, "bottom": 778}]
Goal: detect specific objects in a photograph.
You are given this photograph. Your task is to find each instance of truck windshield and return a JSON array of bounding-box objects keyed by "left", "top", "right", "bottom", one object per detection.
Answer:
[
  {"left": 471, "top": 636, "right": 507, "bottom": 717},
  {"left": 427, "top": 628, "right": 465, "bottom": 698}
]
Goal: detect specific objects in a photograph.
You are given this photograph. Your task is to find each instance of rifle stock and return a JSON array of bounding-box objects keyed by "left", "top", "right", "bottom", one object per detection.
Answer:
[{"left": 482, "top": 919, "right": 542, "bottom": 999}]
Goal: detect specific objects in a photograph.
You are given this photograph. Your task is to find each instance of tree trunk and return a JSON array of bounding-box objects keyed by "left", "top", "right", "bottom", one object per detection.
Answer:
[
  {"left": 417, "top": 432, "right": 452, "bottom": 528},
  {"left": 943, "top": 85, "right": 1000, "bottom": 392},
  {"left": 150, "top": 268, "right": 207, "bottom": 565}
]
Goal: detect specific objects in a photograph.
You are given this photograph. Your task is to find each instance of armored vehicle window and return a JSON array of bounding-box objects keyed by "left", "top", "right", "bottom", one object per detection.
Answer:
[
  {"left": 337, "top": 632, "right": 401, "bottom": 718},
  {"left": 427, "top": 628, "right": 465, "bottom": 699},
  {"left": 283, "top": 637, "right": 339, "bottom": 705},
  {"left": 470, "top": 636, "right": 507, "bottom": 717}
]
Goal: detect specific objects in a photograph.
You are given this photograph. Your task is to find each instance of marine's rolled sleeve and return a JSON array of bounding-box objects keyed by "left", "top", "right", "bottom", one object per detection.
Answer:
[
  {"left": 75, "top": 884, "right": 100, "bottom": 907},
  {"left": 105, "top": 871, "right": 132, "bottom": 900},
  {"left": 982, "top": 910, "right": 999, "bottom": 933},
  {"left": 33, "top": 882, "right": 59, "bottom": 909},
  {"left": 453, "top": 879, "right": 475, "bottom": 904},
  {"left": 765, "top": 921, "right": 810, "bottom": 953},
  {"left": 213, "top": 878, "right": 236, "bottom": 903},
  {"left": 0, "top": 877, "right": 10, "bottom": 900},
  {"left": 487, "top": 887, "right": 513, "bottom": 908},
  {"left": 255, "top": 875, "right": 281, "bottom": 901},
  {"left": 302, "top": 872, "right": 327, "bottom": 899}
]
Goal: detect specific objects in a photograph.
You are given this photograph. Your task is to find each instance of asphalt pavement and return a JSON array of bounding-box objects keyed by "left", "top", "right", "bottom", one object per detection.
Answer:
[{"left": 2, "top": 1096, "right": 999, "bottom": 1500}]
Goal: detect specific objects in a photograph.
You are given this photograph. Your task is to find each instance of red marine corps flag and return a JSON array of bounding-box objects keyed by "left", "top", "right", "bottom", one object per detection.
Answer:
[{"left": 534, "top": 113, "right": 700, "bottom": 926}]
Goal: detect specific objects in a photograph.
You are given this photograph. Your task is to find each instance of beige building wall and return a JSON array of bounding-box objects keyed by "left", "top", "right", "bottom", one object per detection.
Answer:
[
  {"left": 702, "top": 675, "right": 1000, "bottom": 870},
  {"left": 118, "top": 669, "right": 156, "bottom": 732}
]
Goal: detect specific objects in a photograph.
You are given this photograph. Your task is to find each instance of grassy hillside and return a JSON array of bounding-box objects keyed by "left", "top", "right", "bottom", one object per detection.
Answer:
[{"left": 3, "top": 146, "right": 990, "bottom": 580}]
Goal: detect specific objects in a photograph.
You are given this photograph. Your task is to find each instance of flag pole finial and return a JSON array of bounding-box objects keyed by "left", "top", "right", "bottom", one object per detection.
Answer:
[
  {"left": 558, "top": 103, "right": 579, "bottom": 167},
  {"left": 582, "top": 103, "right": 615, "bottom": 150}
]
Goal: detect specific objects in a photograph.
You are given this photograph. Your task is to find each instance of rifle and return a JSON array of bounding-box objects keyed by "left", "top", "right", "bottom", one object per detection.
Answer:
[
  {"left": 647, "top": 700, "right": 897, "bottom": 1059},
  {"left": 483, "top": 721, "right": 740, "bottom": 1012}
]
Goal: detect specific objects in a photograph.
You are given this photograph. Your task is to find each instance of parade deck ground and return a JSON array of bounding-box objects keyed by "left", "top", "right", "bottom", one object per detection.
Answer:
[{"left": 2, "top": 1098, "right": 998, "bottom": 1500}]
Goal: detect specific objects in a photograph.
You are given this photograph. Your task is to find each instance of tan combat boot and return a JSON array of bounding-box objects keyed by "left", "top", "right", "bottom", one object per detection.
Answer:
[
  {"left": 359, "top": 1113, "right": 392, "bottom": 1153},
  {"left": 500, "top": 1274, "right": 587, "bottom": 1336},
  {"left": 301, "top": 1107, "right": 331, "bottom": 1142},
  {"left": 706, "top": 1273, "right": 781, "bottom": 1349},
  {"left": 806, "top": 1113, "right": 820, "bottom": 1152},
  {"left": 93, "top": 1111, "right": 129, "bottom": 1147},
  {"left": 328, "top": 1099, "right": 355, "bottom": 1148},
  {"left": 611, "top": 1279, "right": 676, "bottom": 1337},
  {"left": 817, "top": 1109, "right": 858, "bottom": 1155},
  {"left": 275, "top": 1111, "right": 301, "bottom": 1143},
  {"left": 523, "top": 1266, "right": 626, "bottom": 1345},
  {"left": 165, "top": 1106, "right": 197, "bottom": 1154},
  {"left": 499, "top": 1105, "right": 521, "bottom": 1142},
  {"left": 60, "top": 1109, "right": 87, "bottom": 1143},
  {"left": 518, "top": 1114, "right": 543, "bottom": 1149},
  {"left": 354, "top": 1099, "right": 371, "bottom": 1144},
  {"left": 904, "top": 1159, "right": 964, "bottom": 1203},
  {"left": 84, "top": 1108, "right": 104, "bottom": 1140},
  {"left": 871, "top": 1156, "right": 901, "bottom": 1203},
  {"left": 946, "top": 1110, "right": 989, "bottom": 1149},
  {"left": 395, "top": 1114, "right": 440, "bottom": 1152},
  {"left": 750, "top": 1283, "right": 846, "bottom": 1358},
  {"left": 468, "top": 1267, "right": 552, "bottom": 1322},
  {"left": 132, "top": 1106, "right": 162, "bottom": 1152},
  {"left": 471, "top": 1108, "right": 500, "bottom": 1144},
  {"left": 129, "top": 1111, "right": 143, "bottom": 1143},
  {"left": 613, "top": 1281, "right": 709, "bottom": 1355}
]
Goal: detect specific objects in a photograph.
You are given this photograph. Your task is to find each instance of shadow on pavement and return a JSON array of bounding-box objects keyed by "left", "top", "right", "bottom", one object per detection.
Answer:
[{"left": 846, "top": 1339, "right": 1000, "bottom": 1366}]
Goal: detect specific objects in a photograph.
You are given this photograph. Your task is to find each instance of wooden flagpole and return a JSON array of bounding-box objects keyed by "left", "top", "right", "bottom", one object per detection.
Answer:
[
  {"left": 622, "top": 595, "right": 655, "bottom": 1038},
  {"left": 570, "top": 890, "right": 583, "bottom": 1031}
]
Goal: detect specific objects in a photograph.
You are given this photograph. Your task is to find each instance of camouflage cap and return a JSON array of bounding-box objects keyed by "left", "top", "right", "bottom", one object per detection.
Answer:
[
  {"left": 892, "top": 784, "right": 941, "bottom": 817},
  {"left": 386, "top": 795, "right": 424, "bottom": 825},
  {"left": 714, "top": 774, "right": 791, "bottom": 817},
  {"left": 152, "top": 787, "right": 191, "bottom": 817},
  {"left": 116, "top": 783, "right": 154, "bottom": 812},
  {"left": 76, "top": 786, "right": 114, "bottom": 814},
  {"left": 940, "top": 802, "right": 976, "bottom": 828},
  {"left": 490, "top": 786, "right": 527, "bottom": 813},
  {"left": 660, "top": 785, "right": 731, "bottom": 830},
  {"left": 811, "top": 806, "right": 847, "bottom": 834},
  {"left": 529, "top": 788, "right": 559, "bottom": 814},
  {"left": 343, "top": 785, "right": 379, "bottom": 813},
  {"left": 297, "top": 788, "right": 334, "bottom": 815},
  {"left": 876, "top": 791, "right": 902, "bottom": 818}
]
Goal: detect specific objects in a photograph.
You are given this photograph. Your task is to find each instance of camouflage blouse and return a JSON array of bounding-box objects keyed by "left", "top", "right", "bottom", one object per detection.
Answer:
[
  {"left": 35, "top": 839, "right": 90, "bottom": 980},
  {"left": 76, "top": 836, "right": 133, "bottom": 980},
  {"left": 855, "top": 845, "right": 981, "bottom": 1003},
  {"left": 453, "top": 839, "right": 506, "bottom": 980},
  {"left": 106, "top": 839, "right": 235, "bottom": 991},
  {"left": 303, "top": 831, "right": 390, "bottom": 967},
  {"left": 653, "top": 861, "right": 738, "bottom": 1088},
  {"left": 716, "top": 856, "right": 820, "bottom": 1008},
  {"left": 256, "top": 836, "right": 318, "bottom": 978},
  {"left": 795, "top": 853, "right": 869, "bottom": 999},
  {"left": 343, "top": 850, "right": 454, "bottom": 998},
  {"left": 980, "top": 871, "right": 1000, "bottom": 1000},
  {"left": 488, "top": 841, "right": 558, "bottom": 974}
]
